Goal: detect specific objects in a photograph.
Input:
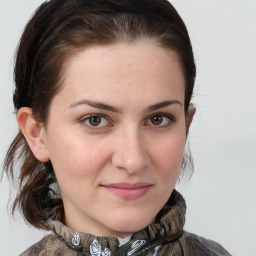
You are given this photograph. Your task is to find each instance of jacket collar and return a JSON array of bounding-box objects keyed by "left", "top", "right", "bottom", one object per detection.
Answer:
[{"left": 47, "top": 189, "right": 186, "bottom": 255}]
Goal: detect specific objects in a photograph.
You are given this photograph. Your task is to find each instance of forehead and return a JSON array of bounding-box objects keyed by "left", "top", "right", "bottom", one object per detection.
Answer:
[{"left": 53, "top": 42, "right": 185, "bottom": 108}]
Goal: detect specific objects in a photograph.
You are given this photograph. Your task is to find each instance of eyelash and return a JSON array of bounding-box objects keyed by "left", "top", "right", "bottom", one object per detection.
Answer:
[
  {"left": 79, "top": 113, "right": 111, "bottom": 130},
  {"left": 145, "top": 113, "right": 176, "bottom": 128},
  {"left": 79, "top": 113, "right": 176, "bottom": 130}
]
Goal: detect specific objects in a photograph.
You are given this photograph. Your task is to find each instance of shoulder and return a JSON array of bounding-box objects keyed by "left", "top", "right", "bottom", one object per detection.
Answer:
[
  {"left": 177, "top": 231, "right": 232, "bottom": 256},
  {"left": 19, "top": 234, "right": 64, "bottom": 256}
]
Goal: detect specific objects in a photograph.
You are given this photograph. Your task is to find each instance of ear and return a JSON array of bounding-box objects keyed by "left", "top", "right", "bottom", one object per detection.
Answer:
[
  {"left": 186, "top": 104, "right": 196, "bottom": 134},
  {"left": 17, "top": 107, "right": 50, "bottom": 162}
]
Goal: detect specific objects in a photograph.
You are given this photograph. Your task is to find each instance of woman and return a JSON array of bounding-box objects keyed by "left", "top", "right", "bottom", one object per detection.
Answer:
[{"left": 4, "top": 0, "right": 231, "bottom": 255}]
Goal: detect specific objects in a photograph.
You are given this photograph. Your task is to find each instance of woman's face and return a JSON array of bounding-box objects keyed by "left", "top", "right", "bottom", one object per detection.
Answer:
[{"left": 42, "top": 41, "right": 189, "bottom": 237}]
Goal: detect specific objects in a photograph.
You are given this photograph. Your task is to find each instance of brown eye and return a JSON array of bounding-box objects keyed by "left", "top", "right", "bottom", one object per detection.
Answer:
[
  {"left": 83, "top": 114, "right": 109, "bottom": 128},
  {"left": 146, "top": 114, "right": 175, "bottom": 128},
  {"left": 150, "top": 115, "right": 163, "bottom": 125},
  {"left": 89, "top": 116, "right": 102, "bottom": 126}
]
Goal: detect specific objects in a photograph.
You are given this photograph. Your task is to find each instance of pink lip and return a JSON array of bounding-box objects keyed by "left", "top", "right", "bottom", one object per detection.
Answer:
[{"left": 102, "top": 182, "right": 152, "bottom": 200}]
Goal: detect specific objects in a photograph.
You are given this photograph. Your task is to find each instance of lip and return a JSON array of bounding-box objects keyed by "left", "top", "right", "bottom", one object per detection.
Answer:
[{"left": 102, "top": 182, "right": 152, "bottom": 200}]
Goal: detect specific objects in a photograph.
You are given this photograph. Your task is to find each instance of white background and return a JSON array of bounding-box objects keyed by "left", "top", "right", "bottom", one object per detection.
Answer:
[{"left": 0, "top": 1, "right": 255, "bottom": 255}]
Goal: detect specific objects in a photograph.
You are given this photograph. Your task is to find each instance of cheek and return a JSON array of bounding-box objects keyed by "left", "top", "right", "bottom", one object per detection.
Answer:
[
  {"left": 48, "top": 139, "right": 111, "bottom": 201},
  {"left": 47, "top": 132, "right": 110, "bottom": 181},
  {"left": 150, "top": 131, "right": 186, "bottom": 176}
]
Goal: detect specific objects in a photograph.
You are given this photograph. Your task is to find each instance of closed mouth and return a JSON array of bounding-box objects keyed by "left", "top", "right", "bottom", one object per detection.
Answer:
[{"left": 101, "top": 182, "right": 152, "bottom": 200}]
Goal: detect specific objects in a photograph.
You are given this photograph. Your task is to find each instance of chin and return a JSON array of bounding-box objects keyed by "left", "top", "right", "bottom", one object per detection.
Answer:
[{"left": 107, "top": 212, "right": 155, "bottom": 237}]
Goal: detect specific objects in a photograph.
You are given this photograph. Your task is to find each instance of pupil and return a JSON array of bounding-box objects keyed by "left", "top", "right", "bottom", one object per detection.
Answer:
[
  {"left": 152, "top": 115, "right": 162, "bottom": 125},
  {"left": 89, "top": 116, "right": 101, "bottom": 126}
]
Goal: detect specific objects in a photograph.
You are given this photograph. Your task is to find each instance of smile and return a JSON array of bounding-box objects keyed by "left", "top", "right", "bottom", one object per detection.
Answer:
[{"left": 102, "top": 183, "right": 152, "bottom": 200}]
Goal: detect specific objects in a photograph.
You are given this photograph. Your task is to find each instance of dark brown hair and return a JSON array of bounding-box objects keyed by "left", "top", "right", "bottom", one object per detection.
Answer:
[{"left": 4, "top": 0, "right": 196, "bottom": 230}]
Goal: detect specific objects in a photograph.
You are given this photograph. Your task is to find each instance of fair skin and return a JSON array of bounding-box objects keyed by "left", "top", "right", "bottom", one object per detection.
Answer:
[{"left": 17, "top": 41, "right": 194, "bottom": 238}]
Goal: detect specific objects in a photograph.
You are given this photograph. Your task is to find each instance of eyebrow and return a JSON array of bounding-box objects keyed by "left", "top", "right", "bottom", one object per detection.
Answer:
[
  {"left": 69, "top": 99, "right": 121, "bottom": 113},
  {"left": 145, "top": 100, "right": 182, "bottom": 113},
  {"left": 69, "top": 99, "right": 182, "bottom": 113}
]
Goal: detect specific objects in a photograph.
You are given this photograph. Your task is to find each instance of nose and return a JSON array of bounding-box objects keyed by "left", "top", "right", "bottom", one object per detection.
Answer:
[{"left": 111, "top": 127, "right": 149, "bottom": 175}]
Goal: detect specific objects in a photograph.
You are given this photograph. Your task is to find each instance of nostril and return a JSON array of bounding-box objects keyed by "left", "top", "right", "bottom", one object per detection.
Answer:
[
  {"left": 111, "top": 146, "right": 149, "bottom": 174},
  {"left": 111, "top": 129, "right": 149, "bottom": 174}
]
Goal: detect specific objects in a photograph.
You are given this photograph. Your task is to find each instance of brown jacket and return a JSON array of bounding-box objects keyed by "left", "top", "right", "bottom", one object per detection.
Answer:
[{"left": 20, "top": 190, "right": 231, "bottom": 256}]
